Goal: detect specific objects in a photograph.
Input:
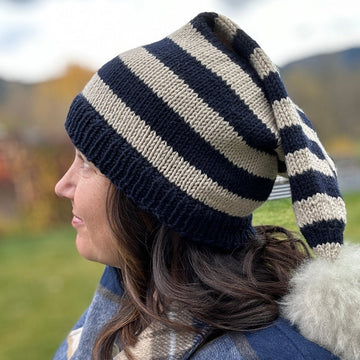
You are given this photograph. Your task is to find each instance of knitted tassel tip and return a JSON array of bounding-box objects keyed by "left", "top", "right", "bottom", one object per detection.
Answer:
[{"left": 281, "top": 244, "right": 360, "bottom": 360}]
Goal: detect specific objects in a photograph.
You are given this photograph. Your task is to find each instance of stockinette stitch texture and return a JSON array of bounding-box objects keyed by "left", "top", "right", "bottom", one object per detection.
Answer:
[{"left": 64, "top": 12, "right": 359, "bottom": 358}]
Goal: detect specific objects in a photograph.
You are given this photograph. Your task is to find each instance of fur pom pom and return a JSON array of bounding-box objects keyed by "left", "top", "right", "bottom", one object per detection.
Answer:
[{"left": 281, "top": 244, "right": 360, "bottom": 360}]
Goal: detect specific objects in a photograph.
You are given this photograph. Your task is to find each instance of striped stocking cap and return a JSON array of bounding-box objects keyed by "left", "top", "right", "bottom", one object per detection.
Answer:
[{"left": 65, "top": 12, "right": 346, "bottom": 253}]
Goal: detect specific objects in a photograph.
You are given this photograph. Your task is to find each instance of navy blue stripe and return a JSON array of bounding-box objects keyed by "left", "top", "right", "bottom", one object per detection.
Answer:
[
  {"left": 301, "top": 219, "right": 345, "bottom": 248},
  {"left": 297, "top": 109, "right": 315, "bottom": 130},
  {"left": 233, "top": 28, "right": 259, "bottom": 60},
  {"left": 66, "top": 95, "right": 254, "bottom": 249},
  {"left": 289, "top": 171, "right": 341, "bottom": 203},
  {"left": 277, "top": 159, "right": 287, "bottom": 174},
  {"left": 262, "top": 71, "right": 289, "bottom": 103},
  {"left": 190, "top": 16, "right": 264, "bottom": 91},
  {"left": 280, "top": 125, "right": 326, "bottom": 159},
  {"left": 194, "top": 12, "right": 217, "bottom": 31},
  {"left": 145, "top": 38, "right": 278, "bottom": 153},
  {"left": 97, "top": 57, "right": 274, "bottom": 201}
]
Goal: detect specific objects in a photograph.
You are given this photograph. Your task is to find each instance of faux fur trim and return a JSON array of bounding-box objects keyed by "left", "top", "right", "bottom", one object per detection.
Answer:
[{"left": 281, "top": 244, "right": 360, "bottom": 360}]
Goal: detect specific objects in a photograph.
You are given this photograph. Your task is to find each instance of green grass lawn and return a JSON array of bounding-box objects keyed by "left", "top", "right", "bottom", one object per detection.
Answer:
[
  {"left": 0, "top": 227, "right": 103, "bottom": 360},
  {"left": 1, "top": 192, "right": 359, "bottom": 359},
  {"left": 253, "top": 191, "right": 360, "bottom": 243}
]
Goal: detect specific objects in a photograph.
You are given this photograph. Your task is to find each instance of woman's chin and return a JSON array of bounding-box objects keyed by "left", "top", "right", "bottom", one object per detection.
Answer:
[
  {"left": 75, "top": 233, "right": 120, "bottom": 267},
  {"left": 75, "top": 232, "right": 95, "bottom": 261}
]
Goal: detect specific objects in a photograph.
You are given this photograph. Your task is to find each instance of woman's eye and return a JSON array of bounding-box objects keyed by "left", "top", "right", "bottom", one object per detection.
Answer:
[
  {"left": 75, "top": 152, "right": 94, "bottom": 174},
  {"left": 82, "top": 159, "right": 91, "bottom": 169}
]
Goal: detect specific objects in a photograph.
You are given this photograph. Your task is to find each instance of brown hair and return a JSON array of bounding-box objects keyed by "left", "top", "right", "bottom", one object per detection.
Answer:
[{"left": 93, "top": 185, "right": 310, "bottom": 359}]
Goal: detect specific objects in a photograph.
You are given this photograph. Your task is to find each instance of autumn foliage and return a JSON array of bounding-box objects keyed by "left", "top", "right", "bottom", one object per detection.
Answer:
[
  {"left": 0, "top": 65, "right": 93, "bottom": 234},
  {"left": 0, "top": 48, "right": 359, "bottom": 234}
]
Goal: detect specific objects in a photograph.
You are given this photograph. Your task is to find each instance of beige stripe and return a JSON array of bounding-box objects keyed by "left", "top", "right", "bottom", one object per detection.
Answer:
[
  {"left": 275, "top": 98, "right": 320, "bottom": 144},
  {"left": 293, "top": 193, "right": 346, "bottom": 227},
  {"left": 119, "top": 47, "right": 277, "bottom": 179},
  {"left": 215, "top": 15, "right": 278, "bottom": 80},
  {"left": 250, "top": 47, "right": 279, "bottom": 80},
  {"left": 285, "top": 148, "right": 335, "bottom": 177},
  {"left": 83, "top": 74, "right": 261, "bottom": 217},
  {"left": 215, "top": 14, "right": 279, "bottom": 80},
  {"left": 273, "top": 97, "right": 337, "bottom": 174},
  {"left": 214, "top": 15, "right": 237, "bottom": 51},
  {"left": 216, "top": 14, "right": 238, "bottom": 37},
  {"left": 168, "top": 23, "right": 279, "bottom": 137},
  {"left": 273, "top": 97, "right": 302, "bottom": 129}
]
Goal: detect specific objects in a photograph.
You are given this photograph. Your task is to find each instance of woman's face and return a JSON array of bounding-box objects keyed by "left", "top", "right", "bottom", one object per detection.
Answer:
[{"left": 55, "top": 149, "right": 120, "bottom": 267}]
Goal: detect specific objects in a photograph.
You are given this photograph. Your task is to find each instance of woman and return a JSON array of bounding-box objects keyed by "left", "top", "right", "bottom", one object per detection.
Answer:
[{"left": 54, "top": 12, "right": 359, "bottom": 360}]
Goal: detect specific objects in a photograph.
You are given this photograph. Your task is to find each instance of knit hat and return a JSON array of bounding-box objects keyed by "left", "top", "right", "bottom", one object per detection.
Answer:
[{"left": 65, "top": 12, "right": 346, "bottom": 252}]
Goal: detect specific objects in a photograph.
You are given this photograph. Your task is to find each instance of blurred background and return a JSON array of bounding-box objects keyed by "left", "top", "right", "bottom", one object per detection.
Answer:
[{"left": 0, "top": 0, "right": 359, "bottom": 359}]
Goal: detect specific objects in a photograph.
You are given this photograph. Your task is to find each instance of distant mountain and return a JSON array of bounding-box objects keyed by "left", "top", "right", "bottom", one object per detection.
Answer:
[
  {"left": 0, "top": 49, "right": 359, "bottom": 156},
  {"left": 282, "top": 47, "right": 360, "bottom": 73},
  {"left": 280, "top": 47, "right": 360, "bottom": 155}
]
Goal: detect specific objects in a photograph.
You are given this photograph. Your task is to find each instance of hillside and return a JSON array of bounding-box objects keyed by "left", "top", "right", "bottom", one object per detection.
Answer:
[
  {"left": 0, "top": 48, "right": 359, "bottom": 232},
  {"left": 0, "top": 48, "right": 359, "bottom": 153},
  {"left": 280, "top": 47, "right": 360, "bottom": 156}
]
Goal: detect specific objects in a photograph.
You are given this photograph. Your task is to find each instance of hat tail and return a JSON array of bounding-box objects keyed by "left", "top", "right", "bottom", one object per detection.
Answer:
[{"left": 213, "top": 14, "right": 359, "bottom": 359}]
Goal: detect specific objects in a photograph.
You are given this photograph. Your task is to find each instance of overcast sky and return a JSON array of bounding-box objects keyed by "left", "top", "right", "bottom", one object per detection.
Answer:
[{"left": 1, "top": 0, "right": 359, "bottom": 83}]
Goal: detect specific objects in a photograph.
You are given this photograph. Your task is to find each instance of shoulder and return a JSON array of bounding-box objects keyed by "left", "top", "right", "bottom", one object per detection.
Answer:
[{"left": 190, "top": 318, "right": 339, "bottom": 360}]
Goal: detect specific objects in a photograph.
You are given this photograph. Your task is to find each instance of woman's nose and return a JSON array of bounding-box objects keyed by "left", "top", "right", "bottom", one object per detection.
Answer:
[{"left": 55, "top": 167, "right": 76, "bottom": 200}]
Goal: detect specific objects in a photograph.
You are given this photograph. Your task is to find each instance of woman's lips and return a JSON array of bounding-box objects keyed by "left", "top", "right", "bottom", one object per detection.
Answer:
[{"left": 71, "top": 214, "right": 83, "bottom": 227}]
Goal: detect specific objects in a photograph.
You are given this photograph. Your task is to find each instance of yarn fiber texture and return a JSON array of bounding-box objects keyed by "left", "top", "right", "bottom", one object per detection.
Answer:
[{"left": 65, "top": 12, "right": 346, "bottom": 250}]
